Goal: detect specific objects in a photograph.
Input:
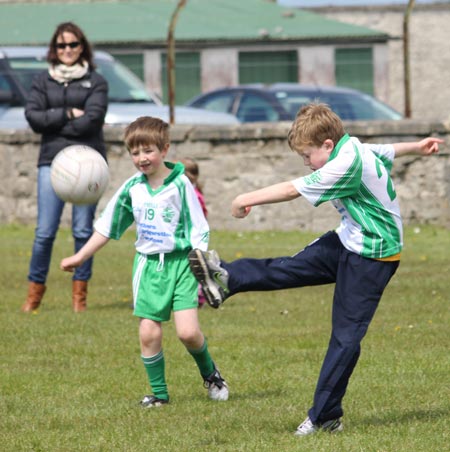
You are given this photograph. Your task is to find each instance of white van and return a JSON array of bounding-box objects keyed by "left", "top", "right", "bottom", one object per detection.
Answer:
[{"left": 0, "top": 47, "right": 239, "bottom": 128}]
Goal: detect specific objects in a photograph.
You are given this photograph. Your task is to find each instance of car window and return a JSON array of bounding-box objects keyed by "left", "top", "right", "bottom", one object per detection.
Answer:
[
  {"left": 0, "top": 73, "right": 12, "bottom": 104},
  {"left": 0, "top": 70, "right": 24, "bottom": 106},
  {"left": 8, "top": 58, "right": 47, "bottom": 92},
  {"left": 0, "top": 73, "right": 12, "bottom": 92},
  {"left": 317, "top": 93, "right": 356, "bottom": 120},
  {"left": 191, "top": 92, "right": 234, "bottom": 113},
  {"left": 237, "top": 93, "right": 281, "bottom": 122},
  {"left": 276, "top": 89, "right": 402, "bottom": 121},
  {"left": 274, "top": 91, "right": 315, "bottom": 118},
  {"left": 303, "top": 91, "right": 402, "bottom": 120},
  {"left": 95, "top": 58, "right": 156, "bottom": 103},
  {"left": 279, "top": 90, "right": 358, "bottom": 120},
  {"left": 328, "top": 92, "right": 402, "bottom": 120}
]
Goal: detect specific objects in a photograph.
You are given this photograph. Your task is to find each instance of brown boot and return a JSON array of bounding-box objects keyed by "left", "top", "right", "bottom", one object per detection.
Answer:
[
  {"left": 21, "top": 282, "right": 46, "bottom": 312},
  {"left": 72, "top": 280, "right": 88, "bottom": 312}
]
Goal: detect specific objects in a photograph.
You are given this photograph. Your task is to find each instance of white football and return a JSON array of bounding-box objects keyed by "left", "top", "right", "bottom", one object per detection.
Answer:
[{"left": 50, "top": 145, "right": 109, "bottom": 205}]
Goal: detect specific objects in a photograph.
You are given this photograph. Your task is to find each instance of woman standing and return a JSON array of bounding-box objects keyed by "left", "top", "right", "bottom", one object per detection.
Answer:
[{"left": 22, "top": 22, "right": 108, "bottom": 313}]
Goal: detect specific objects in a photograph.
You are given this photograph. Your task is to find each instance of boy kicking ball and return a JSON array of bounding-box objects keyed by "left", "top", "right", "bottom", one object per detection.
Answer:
[
  {"left": 61, "top": 116, "right": 228, "bottom": 407},
  {"left": 188, "top": 103, "right": 442, "bottom": 435}
]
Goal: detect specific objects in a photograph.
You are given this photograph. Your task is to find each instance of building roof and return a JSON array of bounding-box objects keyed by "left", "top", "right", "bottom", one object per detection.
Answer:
[{"left": 0, "top": 0, "right": 388, "bottom": 47}]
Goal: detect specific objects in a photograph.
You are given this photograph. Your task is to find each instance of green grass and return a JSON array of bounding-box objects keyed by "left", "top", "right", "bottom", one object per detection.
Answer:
[{"left": 1, "top": 224, "right": 449, "bottom": 452}]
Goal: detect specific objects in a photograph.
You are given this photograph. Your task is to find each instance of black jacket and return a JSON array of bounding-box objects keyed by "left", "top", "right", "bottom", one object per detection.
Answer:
[{"left": 25, "top": 69, "right": 108, "bottom": 166}]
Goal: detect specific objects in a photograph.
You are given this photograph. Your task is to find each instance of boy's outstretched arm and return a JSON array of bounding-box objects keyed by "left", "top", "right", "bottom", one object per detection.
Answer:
[
  {"left": 393, "top": 137, "right": 444, "bottom": 157},
  {"left": 231, "top": 181, "right": 300, "bottom": 218},
  {"left": 60, "top": 231, "right": 110, "bottom": 272}
]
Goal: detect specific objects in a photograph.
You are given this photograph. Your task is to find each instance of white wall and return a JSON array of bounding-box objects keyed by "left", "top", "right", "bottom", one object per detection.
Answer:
[
  {"left": 201, "top": 49, "right": 239, "bottom": 91},
  {"left": 298, "top": 46, "right": 335, "bottom": 85}
]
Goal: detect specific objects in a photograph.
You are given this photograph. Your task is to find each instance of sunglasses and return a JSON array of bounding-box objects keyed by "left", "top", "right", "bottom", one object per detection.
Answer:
[{"left": 56, "top": 42, "right": 81, "bottom": 50}]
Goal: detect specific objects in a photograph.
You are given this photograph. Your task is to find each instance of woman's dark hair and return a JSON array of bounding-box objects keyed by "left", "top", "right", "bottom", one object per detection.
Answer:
[{"left": 47, "top": 22, "right": 95, "bottom": 68}]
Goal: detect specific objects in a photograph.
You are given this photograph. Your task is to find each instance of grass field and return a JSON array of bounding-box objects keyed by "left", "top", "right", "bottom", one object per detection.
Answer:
[{"left": 1, "top": 224, "right": 449, "bottom": 452}]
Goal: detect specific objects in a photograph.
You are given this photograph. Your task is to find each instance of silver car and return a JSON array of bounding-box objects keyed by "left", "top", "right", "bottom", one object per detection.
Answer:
[{"left": 0, "top": 47, "right": 239, "bottom": 128}]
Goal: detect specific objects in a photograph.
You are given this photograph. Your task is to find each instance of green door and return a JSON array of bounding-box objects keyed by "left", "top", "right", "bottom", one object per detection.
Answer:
[
  {"left": 161, "top": 52, "right": 201, "bottom": 104},
  {"left": 335, "top": 47, "right": 374, "bottom": 95},
  {"left": 239, "top": 51, "right": 298, "bottom": 84}
]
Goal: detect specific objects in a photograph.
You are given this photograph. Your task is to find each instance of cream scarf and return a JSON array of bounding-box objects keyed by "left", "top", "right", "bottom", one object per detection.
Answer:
[{"left": 49, "top": 61, "right": 89, "bottom": 83}]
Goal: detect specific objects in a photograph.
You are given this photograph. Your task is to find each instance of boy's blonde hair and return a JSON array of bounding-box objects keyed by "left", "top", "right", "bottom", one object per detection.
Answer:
[
  {"left": 124, "top": 116, "right": 169, "bottom": 152},
  {"left": 287, "top": 103, "right": 345, "bottom": 153}
]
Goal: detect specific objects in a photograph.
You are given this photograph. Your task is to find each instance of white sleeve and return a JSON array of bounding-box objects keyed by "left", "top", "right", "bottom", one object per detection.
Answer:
[{"left": 365, "top": 143, "right": 395, "bottom": 163}]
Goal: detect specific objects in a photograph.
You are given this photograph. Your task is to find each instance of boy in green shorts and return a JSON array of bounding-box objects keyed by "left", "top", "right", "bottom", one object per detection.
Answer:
[
  {"left": 60, "top": 116, "right": 228, "bottom": 406},
  {"left": 189, "top": 103, "right": 442, "bottom": 434}
]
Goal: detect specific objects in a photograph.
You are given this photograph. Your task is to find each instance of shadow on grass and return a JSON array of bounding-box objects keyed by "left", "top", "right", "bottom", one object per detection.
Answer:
[{"left": 358, "top": 406, "right": 450, "bottom": 427}]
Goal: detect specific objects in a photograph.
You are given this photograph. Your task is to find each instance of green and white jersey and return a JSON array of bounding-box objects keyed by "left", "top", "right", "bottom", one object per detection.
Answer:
[
  {"left": 95, "top": 162, "right": 209, "bottom": 255},
  {"left": 292, "top": 134, "right": 403, "bottom": 259}
]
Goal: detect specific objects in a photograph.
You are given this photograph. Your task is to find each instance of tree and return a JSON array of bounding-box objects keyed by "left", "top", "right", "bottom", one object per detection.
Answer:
[{"left": 167, "top": 0, "right": 187, "bottom": 125}]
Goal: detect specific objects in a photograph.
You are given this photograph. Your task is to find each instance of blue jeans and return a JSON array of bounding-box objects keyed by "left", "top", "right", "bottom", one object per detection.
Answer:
[{"left": 28, "top": 165, "right": 97, "bottom": 283}]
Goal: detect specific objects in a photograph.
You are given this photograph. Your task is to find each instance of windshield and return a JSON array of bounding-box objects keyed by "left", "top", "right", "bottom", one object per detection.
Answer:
[
  {"left": 274, "top": 89, "right": 402, "bottom": 120},
  {"left": 7, "top": 57, "right": 47, "bottom": 93},
  {"left": 95, "top": 58, "right": 156, "bottom": 103},
  {"left": 7, "top": 55, "right": 158, "bottom": 104}
]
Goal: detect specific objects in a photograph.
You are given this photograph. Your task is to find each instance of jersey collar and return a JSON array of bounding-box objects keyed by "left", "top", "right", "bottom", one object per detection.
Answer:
[{"left": 328, "top": 133, "right": 350, "bottom": 163}]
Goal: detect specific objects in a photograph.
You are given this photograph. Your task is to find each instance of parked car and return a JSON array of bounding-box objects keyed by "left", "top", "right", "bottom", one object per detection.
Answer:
[
  {"left": 186, "top": 83, "right": 403, "bottom": 122},
  {"left": 0, "top": 47, "right": 239, "bottom": 129}
]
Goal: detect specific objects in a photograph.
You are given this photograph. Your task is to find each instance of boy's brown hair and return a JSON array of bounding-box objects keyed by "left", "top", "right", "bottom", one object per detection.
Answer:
[
  {"left": 124, "top": 116, "right": 170, "bottom": 152},
  {"left": 287, "top": 103, "right": 345, "bottom": 153}
]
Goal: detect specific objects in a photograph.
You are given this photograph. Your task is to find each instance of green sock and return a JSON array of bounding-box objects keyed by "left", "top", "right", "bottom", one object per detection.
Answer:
[
  {"left": 188, "top": 340, "right": 215, "bottom": 378},
  {"left": 141, "top": 350, "right": 169, "bottom": 401}
]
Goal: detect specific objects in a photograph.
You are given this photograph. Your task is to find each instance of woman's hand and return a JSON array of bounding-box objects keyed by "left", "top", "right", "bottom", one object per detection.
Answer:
[
  {"left": 68, "top": 108, "right": 84, "bottom": 119},
  {"left": 72, "top": 108, "right": 84, "bottom": 118}
]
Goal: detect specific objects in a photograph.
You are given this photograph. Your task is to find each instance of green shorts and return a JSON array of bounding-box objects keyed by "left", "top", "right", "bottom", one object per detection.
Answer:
[{"left": 132, "top": 250, "right": 198, "bottom": 322}]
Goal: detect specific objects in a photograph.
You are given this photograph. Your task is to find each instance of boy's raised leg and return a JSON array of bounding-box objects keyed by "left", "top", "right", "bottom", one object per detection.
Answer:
[{"left": 188, "top": 249, "right": 229, "bottom": 308}]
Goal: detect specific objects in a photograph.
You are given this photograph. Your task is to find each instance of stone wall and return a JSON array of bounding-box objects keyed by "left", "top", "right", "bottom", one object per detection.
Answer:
[{"left": 1, "top": 121, "right": 449, "bottom": 232}]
